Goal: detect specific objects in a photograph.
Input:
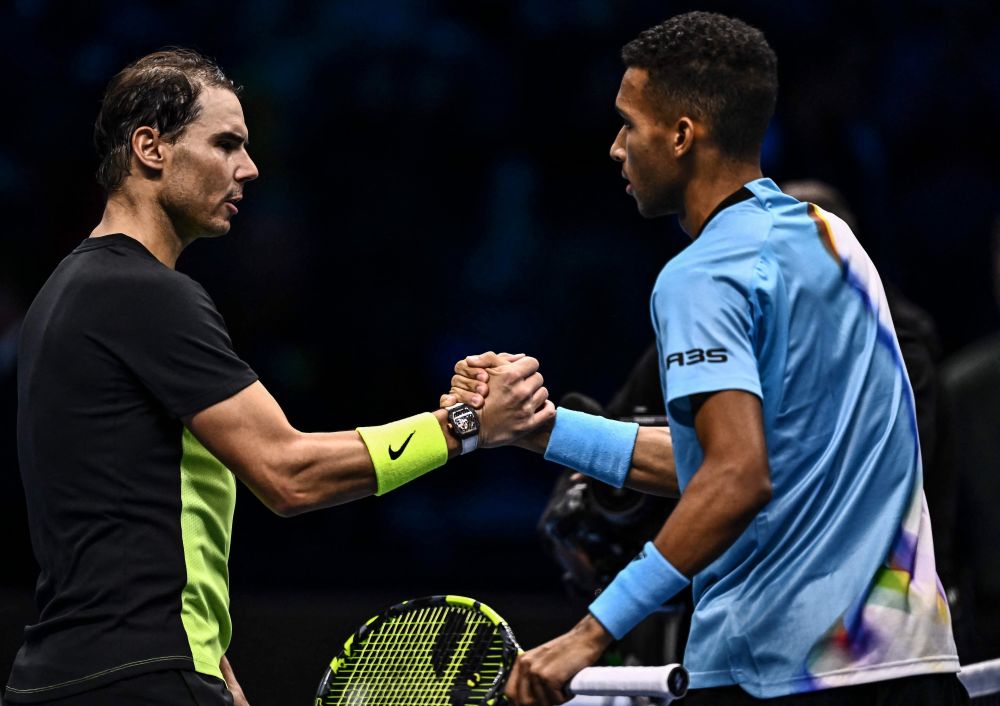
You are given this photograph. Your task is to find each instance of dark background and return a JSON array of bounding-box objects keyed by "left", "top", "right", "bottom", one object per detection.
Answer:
[{"left": 1, "top": 0, "right": 998, "bottom": 703}]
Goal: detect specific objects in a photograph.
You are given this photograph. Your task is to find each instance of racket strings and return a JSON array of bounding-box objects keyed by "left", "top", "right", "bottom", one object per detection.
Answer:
[{"left": 323, "top": 605, "right": 508, "bottom": 706}]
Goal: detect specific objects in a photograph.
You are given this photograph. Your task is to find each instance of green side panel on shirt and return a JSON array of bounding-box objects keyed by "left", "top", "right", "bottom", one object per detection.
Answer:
[{"left": 179, "top": 428, "right": 236, "bottom": 681}]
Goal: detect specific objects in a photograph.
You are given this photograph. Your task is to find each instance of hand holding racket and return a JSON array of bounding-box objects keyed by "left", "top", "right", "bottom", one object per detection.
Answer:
[
  {"left": 503, "top": 613, "right": 612, "bottom": 706},
  {"left": 314, "top": 595, "right": 687, "bottom": 706}
]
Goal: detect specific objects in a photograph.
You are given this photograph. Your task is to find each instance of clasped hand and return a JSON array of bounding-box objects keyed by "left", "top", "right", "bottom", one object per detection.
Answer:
[{"left": 440, "top": 352, "right": 554, "bottom": 448}]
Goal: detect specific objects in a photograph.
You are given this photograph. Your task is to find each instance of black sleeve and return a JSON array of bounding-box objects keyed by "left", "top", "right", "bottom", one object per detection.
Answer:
[{"left": 104, "top": 273, "right": 258, "bottom": 418}]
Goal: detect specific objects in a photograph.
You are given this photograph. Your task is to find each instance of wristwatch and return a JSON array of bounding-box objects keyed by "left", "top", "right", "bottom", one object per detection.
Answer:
[{"left": 446, "top": 403, "right": 480, "bottom": 455}]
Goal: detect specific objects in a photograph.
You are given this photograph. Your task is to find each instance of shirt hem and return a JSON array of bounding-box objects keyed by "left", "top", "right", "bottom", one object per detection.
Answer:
[
  {"left": 5, "top": 656, "right": 193, "bottom": 703},
  {"left": 689, "top": 656, "right": 961, "bottom": 698},
  {"left": 192, "top": 657, "right": 225, "bottom": 681},
  {"left": 666, "top": 377, "right": 762, "bottom": 406}
]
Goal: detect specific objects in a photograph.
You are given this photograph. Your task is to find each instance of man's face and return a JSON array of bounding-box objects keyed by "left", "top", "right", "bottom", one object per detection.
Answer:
[
  {"left": 159, "top": 86, "right": 258, "bottom": 240},
  {"left": 609, "top": 67, "right": 685, "bottom": 219}
]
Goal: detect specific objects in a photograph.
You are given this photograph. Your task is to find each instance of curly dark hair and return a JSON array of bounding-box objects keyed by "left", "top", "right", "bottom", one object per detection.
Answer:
[
  {"left": 94, "top": 47, "right": 239, "bottom": 192},
  {"left": 622, "top": 12, "right": 778, "bottom": 159}
]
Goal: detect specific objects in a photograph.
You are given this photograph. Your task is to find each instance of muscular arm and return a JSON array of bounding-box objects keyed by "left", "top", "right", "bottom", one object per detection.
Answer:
[
  {"left": 185, "top": 381, "right": 460, "bottom": 517},
  {"left": 651, "top": 389, "right": 771, "bottom": 574}
]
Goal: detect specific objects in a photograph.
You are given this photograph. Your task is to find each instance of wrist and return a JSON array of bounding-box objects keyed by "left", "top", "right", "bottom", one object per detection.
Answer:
[
  {"left": 443, "top": 402, "right": 480, "bottom": 455},
  {"left": 543, "top": 408, "right": 639, "bottom": 487},
  {"left": 357, "top": 412, "right": 450, "bottom": 495},
  {"left": 513, "top": 416, "right": 554, "bottom": 454},
  {"left": 588, "top": 541, "right": 690, "bottom": 640},
  {"left": 433, "top": 409, "right": 462, "bottom": 459},
  {"left": 573, "top": 612, "right": 615, "bottom": 653}
]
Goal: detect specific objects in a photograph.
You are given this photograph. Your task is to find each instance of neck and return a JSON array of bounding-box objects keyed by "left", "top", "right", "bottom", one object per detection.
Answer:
[
  {"left": 90, "top": 188, "right": 188, "bottom": 269},
  {"left": 678, "top": 158, "right": 762, "bottom": 238}
]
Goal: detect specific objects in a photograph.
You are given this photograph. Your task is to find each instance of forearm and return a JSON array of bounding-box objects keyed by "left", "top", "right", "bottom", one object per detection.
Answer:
[
  {"left": 651, "top": 456, "right": 770, "bottom": 576},
  {"left": 257, "top": 429, "right": 376, "bottom": 515},
  {"left": 515, "top": 414, "right": 678, "bottom": 496},
  {"left": 259, "top": 409, "right": 460, "bottom": 516},
  {"left": 586, "top": 458, "right": 769, "bottom": 640},
  {"left": 188, "top": 382, "right": 462, "bottom": 517},
  {"left": 624, "top": 426, "right": 677, "bottom": 496},
  {"left": 220, "top": 654, "right": 249, "bottom": 706}
]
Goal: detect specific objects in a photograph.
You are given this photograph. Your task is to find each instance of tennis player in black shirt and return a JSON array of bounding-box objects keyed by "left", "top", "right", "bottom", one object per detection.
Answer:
[{"left": 5, "top": 49, "right": 554, "bottom": 706}]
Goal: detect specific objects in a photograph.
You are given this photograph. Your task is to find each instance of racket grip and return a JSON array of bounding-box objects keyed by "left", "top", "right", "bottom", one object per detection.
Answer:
[
  {"left": 566, "top": 665, "right": 689, "bottom": 701},
  {"left": 561, "top": 697, "right": 633, "bottom": 706}
]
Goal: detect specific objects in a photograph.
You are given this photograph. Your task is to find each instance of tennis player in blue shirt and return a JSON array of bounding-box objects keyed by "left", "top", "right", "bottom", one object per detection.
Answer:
[{"left": 446, "top": 11, "right": 965, "bottom": 706}]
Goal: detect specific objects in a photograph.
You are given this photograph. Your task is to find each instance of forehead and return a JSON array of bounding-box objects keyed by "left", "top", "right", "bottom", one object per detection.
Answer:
[
  {"left": 616, "top": 66, "right": 675, "bottom": 122},
  {"left": 186, "top": 86, "right": 248, "bottom": 136},
  {"left": 616, "top": 67, "right": 652, "bottom": 111}
]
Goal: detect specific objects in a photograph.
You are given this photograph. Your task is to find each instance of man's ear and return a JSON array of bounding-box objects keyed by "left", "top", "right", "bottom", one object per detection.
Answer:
[
  {"left": 130, "top": 126, "right": 165, "bottom": 175},
  {"left": 673, "top": 116, "right": 696, "bottom": 158}
]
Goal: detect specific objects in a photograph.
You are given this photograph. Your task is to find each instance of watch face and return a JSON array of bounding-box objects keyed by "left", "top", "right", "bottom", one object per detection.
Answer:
[{"left": 450, "top": 407, "right": 480, "bottom": 437}]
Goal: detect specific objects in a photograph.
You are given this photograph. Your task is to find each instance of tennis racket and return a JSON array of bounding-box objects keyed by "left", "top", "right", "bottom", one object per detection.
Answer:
[{"left": 313, "top": 594, "right": 688, "bottom": 705}]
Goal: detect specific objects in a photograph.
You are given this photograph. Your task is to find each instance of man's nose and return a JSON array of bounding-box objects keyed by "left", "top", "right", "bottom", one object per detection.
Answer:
[
  {"left": 609, "top": 127, "right": 625, "bottom": 162},
  {"left": 237, "top": 152, "right": 259, "bottom": 183}
]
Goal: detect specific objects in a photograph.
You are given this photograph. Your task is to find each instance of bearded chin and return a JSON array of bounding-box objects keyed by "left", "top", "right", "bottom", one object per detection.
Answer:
[{"left": 640, "top": 187, "right": 682, "bottom": 220}]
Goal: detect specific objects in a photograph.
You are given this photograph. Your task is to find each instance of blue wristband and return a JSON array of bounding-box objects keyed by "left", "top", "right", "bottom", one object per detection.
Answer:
[
  {"left": 588, "top": 541, "right": 690, "bottom": 640},
  {"left": 543, "top": 408, "right": 639, "bottom": 487}
]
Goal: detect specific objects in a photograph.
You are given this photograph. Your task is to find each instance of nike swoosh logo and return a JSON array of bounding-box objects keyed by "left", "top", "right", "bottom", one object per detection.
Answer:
[{"left": 388, "top": 431, "right": 416, "bottom": 460}]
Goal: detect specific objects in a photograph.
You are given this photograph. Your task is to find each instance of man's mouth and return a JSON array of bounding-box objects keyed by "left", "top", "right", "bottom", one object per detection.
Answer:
[
  {"left": 224, "top": 194, "right": 242, "bottom": 215},
  {"left": 622, "top": 172, "right": 633, "bottom": 195}
]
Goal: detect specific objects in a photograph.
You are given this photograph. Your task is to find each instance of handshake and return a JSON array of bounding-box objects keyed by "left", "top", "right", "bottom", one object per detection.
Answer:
[{"left": 439, "top": 351, "right": 556, "bottom": 451}]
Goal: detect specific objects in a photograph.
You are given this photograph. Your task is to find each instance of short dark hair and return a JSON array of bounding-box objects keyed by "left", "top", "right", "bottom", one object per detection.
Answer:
[
  {"left": 94, "top": 47, "right": 239, "bottom": 192},
  {"left": 622, "top": 11, "right": 778, "bottom": 159}
]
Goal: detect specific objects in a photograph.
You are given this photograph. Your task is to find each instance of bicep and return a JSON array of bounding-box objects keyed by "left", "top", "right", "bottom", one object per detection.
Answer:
[
  {"left": 185, "top": 381, "right": 377, "bottom": 515},
  {"left": 185, "top": 380, "right": 298, "bottom": 487},
  {"left": 691, "top": 390, "right": 769, "bottom": 482}
]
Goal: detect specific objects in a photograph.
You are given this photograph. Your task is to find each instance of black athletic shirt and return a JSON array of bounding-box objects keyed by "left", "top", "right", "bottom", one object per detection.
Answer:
[{"left": 6, "top": 234, "right": 257, "bottom": 702}]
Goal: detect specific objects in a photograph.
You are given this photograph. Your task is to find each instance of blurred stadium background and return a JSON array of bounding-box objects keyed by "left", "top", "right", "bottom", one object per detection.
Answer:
[{"left": 1, "top": 0, "right": 997, "bottom": 703}]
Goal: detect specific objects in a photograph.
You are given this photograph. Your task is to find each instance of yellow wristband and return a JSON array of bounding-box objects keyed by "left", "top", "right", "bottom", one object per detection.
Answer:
[{"left": 357, "top": 412, "right": 449, "bottom": 496}]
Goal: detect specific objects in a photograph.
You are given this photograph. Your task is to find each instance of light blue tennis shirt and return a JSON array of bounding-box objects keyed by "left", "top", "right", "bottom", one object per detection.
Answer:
[{"left": 651, "top": 179, "right": 958, "bottom": 697}]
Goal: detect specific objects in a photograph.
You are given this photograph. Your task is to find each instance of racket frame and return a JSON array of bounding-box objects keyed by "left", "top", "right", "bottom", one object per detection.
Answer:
[{"left": 315, "top": 594, "right": 522, "bottom": 706}]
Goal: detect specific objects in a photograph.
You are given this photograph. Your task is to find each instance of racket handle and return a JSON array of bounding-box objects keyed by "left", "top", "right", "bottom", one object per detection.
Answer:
[
  {"left": 566, "top": 665, "right": 689, "bottom": 701},
  {"left": 561, "top": 697, "right": 633, "bottom": 706}
]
